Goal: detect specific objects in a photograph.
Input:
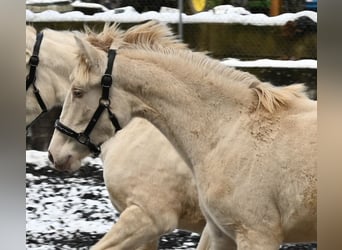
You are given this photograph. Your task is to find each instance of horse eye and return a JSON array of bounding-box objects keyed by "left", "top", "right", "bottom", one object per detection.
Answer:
[{"left": 72, "top": 89, "right": 83, "bottom": 98}]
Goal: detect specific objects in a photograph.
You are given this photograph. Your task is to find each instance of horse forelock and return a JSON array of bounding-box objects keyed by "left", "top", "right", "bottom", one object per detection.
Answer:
[{"left": 72, "top": 53, "right": 93, "bottom": 89}]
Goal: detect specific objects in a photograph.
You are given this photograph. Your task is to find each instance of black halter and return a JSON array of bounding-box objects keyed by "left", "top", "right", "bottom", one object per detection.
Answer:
[
  {"left": 54, "top": 49, "right": 121, "bottom": 157},
  {"left": 26, "top": 32, "right": 48, "bottom": 129}
]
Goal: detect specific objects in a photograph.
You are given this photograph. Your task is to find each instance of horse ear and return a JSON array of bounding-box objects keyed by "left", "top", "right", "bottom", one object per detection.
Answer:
[{"left": 74, "top": 35, "right": 102, "bottom": 68}]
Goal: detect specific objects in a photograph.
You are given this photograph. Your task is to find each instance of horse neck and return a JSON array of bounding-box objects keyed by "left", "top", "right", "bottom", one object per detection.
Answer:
[
  {"left": 38, "top": 30, "right": 81, "bottom": 106},
  {"left": 115, "top": 52, "right": 254, "bottom": 167}
]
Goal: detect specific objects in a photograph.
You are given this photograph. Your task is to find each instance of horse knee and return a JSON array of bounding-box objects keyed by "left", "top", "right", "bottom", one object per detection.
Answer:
[
  {"left": 235, "top": 230, "right": 282, "bottom": 250},
  {"left": 153, "top": 210, "right": 179, "bottom": 235},
  {"left": 91, "top": 205, "right": 162, "bottom": 250}
]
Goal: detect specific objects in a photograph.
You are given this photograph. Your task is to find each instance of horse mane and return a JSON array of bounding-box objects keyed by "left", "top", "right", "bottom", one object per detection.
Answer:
[
  {"left": 85, "top": 23, "right": 124, "bottom": 51},
  {"left": 200, "top": 56, "right": 309, "bottom": 113},
  {"left": 26, "top": 25, "right": 36, "bottom": 50},
  {"left": 122, "top": 21, "right": 188, "bottom": 50},
  {"left": 249, "top": 82, "right": 308, "bottom": 113},
  {"left": 85, "top": 21, "right": 188, "bottom": 52},
  {"left": 80, "top": 22, "right": 309, "bottom": 114},
  {"left": 26, "top": 25, "right": 36, "bottom": 36},
  {"left": 120, "top": 46, "right": 309, "bottom": 113}
]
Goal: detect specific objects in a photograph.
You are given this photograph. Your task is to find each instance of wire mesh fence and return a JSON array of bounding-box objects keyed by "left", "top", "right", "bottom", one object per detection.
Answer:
[
  {"left": 26, "top": 0, "right": 317, "bottom": 60},
  {"left": 79, "top": 0, "right": 314, "bottom": 15}
]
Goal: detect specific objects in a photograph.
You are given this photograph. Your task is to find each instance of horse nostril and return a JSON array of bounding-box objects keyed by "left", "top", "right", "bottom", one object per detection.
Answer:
[{"left": 48, "top": 151, "right": 54, "bottom": 164}]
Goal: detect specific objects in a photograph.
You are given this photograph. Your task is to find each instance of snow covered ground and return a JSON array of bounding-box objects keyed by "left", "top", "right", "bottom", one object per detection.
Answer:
[
  {"left": 26, "top": 150, "right": 317, "bottom": 250},
  {"left": 26, "top": 0, "right": 72, "bottom": 4},
  {"left": 26, "top": 150, "right": 200, "bottom": 249},
  {"left": 222, "top": 58, "right": 316, "bottom": 69}
]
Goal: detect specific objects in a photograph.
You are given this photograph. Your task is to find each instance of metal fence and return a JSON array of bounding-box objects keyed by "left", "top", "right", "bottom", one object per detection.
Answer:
[
  {"left": 79, "top": 0, "right": 313, "bottom": 15},
  {"left": 27, "top": 0, "right": 317, "bottom": 59}
]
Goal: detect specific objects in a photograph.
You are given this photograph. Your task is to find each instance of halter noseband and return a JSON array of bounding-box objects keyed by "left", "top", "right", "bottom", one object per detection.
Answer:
[
  {"left": 26, "top": 32, "right": 48, "bottom": 129},
  {"left": 55, "top": 49, "right": 121, "bottom": 157}
]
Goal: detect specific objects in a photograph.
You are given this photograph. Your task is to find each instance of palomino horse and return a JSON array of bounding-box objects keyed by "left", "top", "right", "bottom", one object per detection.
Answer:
[
  {"left": 26, "top": 22, "right": 207, "bottom": 249},
  {"left": 26, "top": 25, "right": 84, "bottom": 127},
  {"left": 48, "top": 26, "right": 317, "bottom": 250}
]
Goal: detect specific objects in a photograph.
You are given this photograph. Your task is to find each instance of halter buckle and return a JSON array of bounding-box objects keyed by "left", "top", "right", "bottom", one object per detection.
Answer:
[
  {"left": 99, "top": 98, "right": 111, "bottom": 107},
  {"left": 29, "top": 55, "right": 39, "bottom": 66},
  {"left": 92, "top": 146, "right": 101, "bottom": 158},
  {"left": 77, "top": 133, "right": 90, "bottom": 145},
  {"left": 101, "top": 74, "right": 112, "bottom": 88},
  {"left": 33, "top": 85, "right": 39, "bottom": 93}
]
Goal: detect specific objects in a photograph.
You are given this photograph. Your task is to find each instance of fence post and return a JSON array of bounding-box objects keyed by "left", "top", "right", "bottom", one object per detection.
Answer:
[
  {"left": 270, "top": 0, "right": 282, "bottom": 16},
  {"left": 178, "top": 0, "right": 183, "bottom": 40}
]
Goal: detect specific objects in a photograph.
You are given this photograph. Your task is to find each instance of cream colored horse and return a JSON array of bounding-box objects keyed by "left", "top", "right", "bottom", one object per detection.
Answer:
[
  {"left": 26, "top": 22, "right": 207, "bottom": 249},
  {"left": 26, "top": 25, "right": 83, "bottom": 125},
  {"left": 48, "top": 27, "right": 317, "bottom": 250}
]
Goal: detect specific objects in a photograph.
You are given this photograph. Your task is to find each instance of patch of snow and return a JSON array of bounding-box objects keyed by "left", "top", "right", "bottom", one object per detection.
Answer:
[
  {"left": 211, "top": 4, "right": 251, "bottom": 15},
  {"left": 26, "top": 150, "right": 103, "bottom": 167},
  {"left": 160, "top": 6, "right": 180, "bottom": 14},
  {"left": 26, "top": 151, "right": 116, "bottom": 241},
  {"left": 26, "top": 0, "right": 71, "bottom": 4},
  {"left": 26, "top": 150, "right": 52, "bottom": 167},
  {"left": 222, "top": 58, "right": 317, "bottom": 69},
  {"left": 71, "top": 0, "right": 109, "bottom": 12},
  {"left": 111, "top": 6, "right": 138, "bottom": 14}
]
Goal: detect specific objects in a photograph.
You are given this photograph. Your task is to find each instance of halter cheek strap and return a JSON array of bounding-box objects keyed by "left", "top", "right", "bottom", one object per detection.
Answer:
[
  {"left": 26, "top": 32, "right": 48, "bottom": 130},
  {"left": 55, "top": 49, "right": 121, "bottom": 157}
]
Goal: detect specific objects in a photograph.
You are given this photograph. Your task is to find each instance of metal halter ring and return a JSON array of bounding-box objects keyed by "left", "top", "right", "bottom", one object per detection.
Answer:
[
  {"left": 33, "top": 86, "right": 39, "bottom": 93},
  {"left": 77, "top": 133, "right": 90, "bottom": 145},
  {"left": 99, "top": 98, "right": 111, "bottom": 107}
]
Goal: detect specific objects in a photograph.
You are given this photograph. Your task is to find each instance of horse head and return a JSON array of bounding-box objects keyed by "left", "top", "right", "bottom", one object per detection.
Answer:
[{"left": 47, "top": 21, "right": 188, "bottom": 172}]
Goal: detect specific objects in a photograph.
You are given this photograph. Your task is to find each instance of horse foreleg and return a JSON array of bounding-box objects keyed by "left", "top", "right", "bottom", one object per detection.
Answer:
[
  {"left": 235, "top": 229, "right": 282, "bottom": 250},
  {"left": 90, "top": 204, "right": 161, "bottom": 250},
  {"left": 136, "top": 240, "right": 159, "bottom": 250},
  {"left": 196, "top": 223, "right": 212, "bottom": 250},
  {"left": 197, "top": 220, "right": 236, "bottom": 250}
]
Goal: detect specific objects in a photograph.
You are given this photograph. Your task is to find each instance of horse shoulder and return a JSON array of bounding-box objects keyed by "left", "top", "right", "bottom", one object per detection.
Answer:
[{"left": 101, "top": 117, "right": 203, "bottom": 231}]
